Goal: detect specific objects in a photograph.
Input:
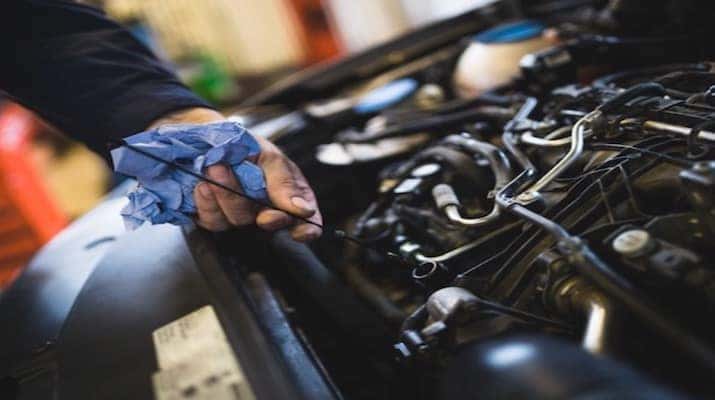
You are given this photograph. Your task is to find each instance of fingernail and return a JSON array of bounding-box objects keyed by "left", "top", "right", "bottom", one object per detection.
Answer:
[
  {"left": 291, "top": 197, "right": 314, "bottom": 213},
  {"left": 198, "top": 183, "right": 213, "bottom": 199}
]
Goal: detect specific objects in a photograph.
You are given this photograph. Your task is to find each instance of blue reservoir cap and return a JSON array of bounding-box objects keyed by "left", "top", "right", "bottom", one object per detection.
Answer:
[
  {"left": 473, "top": 20, "right": 544, "bottom": 44},
  {"left": 355, "top": 78, "right": 419, "bottom": 114}
]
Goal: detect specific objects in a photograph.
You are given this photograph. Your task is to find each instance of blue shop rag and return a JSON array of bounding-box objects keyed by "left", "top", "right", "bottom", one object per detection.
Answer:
[{"left": 110, "top": 121, "right": 269, "bottom": 230}]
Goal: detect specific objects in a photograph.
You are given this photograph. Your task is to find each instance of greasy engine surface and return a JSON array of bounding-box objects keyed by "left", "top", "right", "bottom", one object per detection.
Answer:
[{"left": 236, "top": 4, "right": 715, "bottom": 398}]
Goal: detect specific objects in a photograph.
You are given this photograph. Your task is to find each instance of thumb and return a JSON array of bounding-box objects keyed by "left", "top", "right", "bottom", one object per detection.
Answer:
[{"left": 260, "top": 149, "right": 317, "bottom": 219}]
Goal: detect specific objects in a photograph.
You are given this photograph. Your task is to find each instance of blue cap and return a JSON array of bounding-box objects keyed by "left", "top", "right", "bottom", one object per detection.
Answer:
[
  {"left": 355, "top": 78, "right": 418, "bottom": 114},
  {"left": 473, "top": 20, "right": 544, "bottom": 44}
]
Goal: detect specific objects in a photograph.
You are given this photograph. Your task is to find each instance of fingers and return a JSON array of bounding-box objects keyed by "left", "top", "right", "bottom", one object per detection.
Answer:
[
  {"left": 289, "top": 219, "right": 323, "bottom": 242},
  {"left": 259, "top": 140, "right": 316, "bottom": 218},
  {"left": 256, "top": 208, "right": 293, "bottom": 231},
  {"left": 258, "top": 139, "right": 322, "bottom": 242},
  {"left": 193, "top": 136, "right": 323, "bottom": 242},
  {"left": 259, "top": 147, "right": 322, "bottom": 241},
  {"left": 206, "top": 164, "right": 256, "bottom": 226},
  {"left": 262, "top": 156, "right": 316, "bottom": 218},
  {"left": 194, "top": 182, "right": 230, "bottom": 231},
  {"left": 286, "top": 181, "right": 322, "bottom": 242}
]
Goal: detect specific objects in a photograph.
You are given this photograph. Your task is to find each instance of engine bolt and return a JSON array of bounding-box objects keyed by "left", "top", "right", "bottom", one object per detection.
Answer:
[{"left": 517, "top": 191, "right": 536, "bottom": 202}]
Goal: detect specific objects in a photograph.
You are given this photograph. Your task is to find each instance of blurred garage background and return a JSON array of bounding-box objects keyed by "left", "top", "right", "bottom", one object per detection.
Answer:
[{"left": 0, "top": 0, "right": 493, "bottom": 287}]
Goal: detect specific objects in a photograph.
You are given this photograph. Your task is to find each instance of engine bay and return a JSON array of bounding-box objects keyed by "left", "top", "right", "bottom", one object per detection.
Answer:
[
  {"left": 232, "top": 2, "right": 715, "bottom": 398},
  {"left": 6, "top": 1, "right": 715, "bottom": 399}
]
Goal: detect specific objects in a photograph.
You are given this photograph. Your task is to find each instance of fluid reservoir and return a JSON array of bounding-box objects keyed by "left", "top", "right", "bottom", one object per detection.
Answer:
[{"left": 453, "top": 20, "right": 550, "bottom": 98}]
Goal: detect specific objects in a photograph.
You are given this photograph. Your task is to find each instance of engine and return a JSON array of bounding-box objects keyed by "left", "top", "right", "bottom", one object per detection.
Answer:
[
  {"left": 302, "top": 63, "right": 715, "bottom": 397},
  {"left": 250, "top": 57, "right": 715, "bottom": 400},
  {"left": 345, "top": 64, "right": 715, "bottom": 367},
  {"left": 231, "top": 2, "right": 715, "bottom": 399}
]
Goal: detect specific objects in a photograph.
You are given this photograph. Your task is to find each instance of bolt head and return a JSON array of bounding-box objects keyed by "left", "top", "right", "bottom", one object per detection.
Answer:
[{"left": 517, "top": 191, "right": 536, "bottom": 202}]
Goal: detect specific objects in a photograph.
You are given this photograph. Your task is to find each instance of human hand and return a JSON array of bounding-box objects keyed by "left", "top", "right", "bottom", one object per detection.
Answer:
[
  {"left": 149, "top": 108, "right": 323, "bottom": 242},
  {"left": 195, "top": 134, "right": 322, "bottom": 241}
]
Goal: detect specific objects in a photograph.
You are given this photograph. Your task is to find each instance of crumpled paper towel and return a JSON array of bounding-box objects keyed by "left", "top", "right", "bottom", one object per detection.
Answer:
[{"left": 111, "top": 121, "right": 268, "bottom": 230}]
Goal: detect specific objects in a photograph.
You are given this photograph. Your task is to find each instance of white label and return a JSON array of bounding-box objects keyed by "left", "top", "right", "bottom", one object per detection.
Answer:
[{"left": 151, "top": 306, "right": 256, "bottom": 400}]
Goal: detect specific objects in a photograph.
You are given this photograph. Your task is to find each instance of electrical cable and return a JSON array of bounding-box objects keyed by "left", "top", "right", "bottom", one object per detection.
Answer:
[{"left": 474, "top": 296, "right": 573, "bottom": 331}]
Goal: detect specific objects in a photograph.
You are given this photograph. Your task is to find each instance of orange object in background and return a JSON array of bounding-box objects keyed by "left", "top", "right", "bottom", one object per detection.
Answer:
[
  {"left": 0, "top": 102, "right": 68, "bottom": 288},
  {"left": 287, "top": 0, "right": 342, "bottom": 64}
]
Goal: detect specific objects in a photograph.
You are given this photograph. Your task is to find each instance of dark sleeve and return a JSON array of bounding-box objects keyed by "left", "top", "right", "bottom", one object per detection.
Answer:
[{"left": 0, "top": 0, "right": 213, "bottom": 154}]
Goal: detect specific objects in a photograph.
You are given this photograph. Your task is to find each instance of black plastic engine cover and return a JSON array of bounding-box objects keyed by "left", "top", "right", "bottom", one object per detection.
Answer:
[{"left": 0, "top": 185, "right": 336, "bottom": 400}]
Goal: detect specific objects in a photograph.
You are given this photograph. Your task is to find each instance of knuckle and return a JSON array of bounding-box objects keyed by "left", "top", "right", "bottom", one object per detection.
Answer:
[
  {"left": 226, "top": 210, "right": 253, "bottom": 226},
  {"left": 211, "top": 186, "right": 232, "bottom": 200},
  {"left": 196, "top": 197, "right": 220, "bottom": 213},
  {"left": 275, "top": 175, "right": 297, "bottom": 189},
  {"left": 214, "top": 189, "right": 244, "bottom": 206}
]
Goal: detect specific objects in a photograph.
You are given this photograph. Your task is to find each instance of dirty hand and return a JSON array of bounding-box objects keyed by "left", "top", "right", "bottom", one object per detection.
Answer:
[{"left": 150, "top": 108, "right": 323, "bottom": 242}]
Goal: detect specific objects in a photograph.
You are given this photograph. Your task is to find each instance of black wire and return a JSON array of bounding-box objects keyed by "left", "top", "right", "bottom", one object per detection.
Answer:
[
  {"left": 484, "top": 137, "right": 671, "bottom": 294},
  {"left": 475, "top": 297, "right": 573, "bottom": 331},
  {"left": 587, "top": 142, "right": 695, "bottom": 167}
]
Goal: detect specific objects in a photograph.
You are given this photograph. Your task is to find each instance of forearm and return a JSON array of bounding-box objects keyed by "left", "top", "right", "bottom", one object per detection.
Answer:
[{"left": 1, "top": 1, "right": 211, "bottom": 155}]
